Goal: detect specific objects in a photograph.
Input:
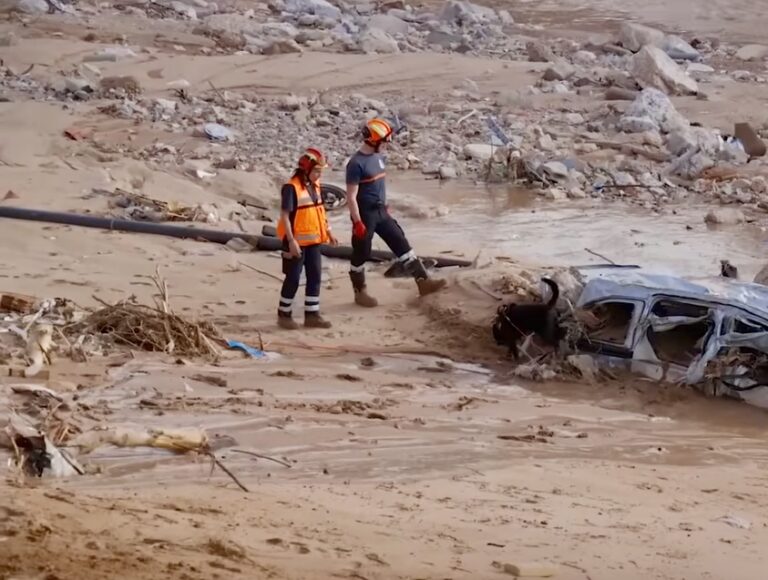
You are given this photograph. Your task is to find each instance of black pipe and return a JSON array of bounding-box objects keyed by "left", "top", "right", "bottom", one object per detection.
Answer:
[
  {"left": 261, "top": 224, "right": 470, "bottom": 268},
  {"left": 262, "top": 224, "right": 277, "bottom": 237},
  {"left": 0, "top": 206, "right": 471, "bottom": 267}
]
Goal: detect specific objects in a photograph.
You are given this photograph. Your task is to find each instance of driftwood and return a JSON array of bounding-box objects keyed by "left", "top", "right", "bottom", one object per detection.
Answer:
[{"left": 76, "top": 269, "right": 223, "bottom": 359}]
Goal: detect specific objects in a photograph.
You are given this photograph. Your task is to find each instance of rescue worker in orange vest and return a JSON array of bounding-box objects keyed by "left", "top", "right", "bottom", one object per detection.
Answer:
[
  {"left": 346, "top": 118, "right": 446, "bottom": 307},
  {"left": 276, "top": 147, "right": 338, "bottom": 330}
]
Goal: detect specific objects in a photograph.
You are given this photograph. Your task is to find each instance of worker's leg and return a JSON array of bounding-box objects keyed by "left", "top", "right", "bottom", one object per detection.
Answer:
[
  {"left": 303, "top": 244, "right": 331, "bottom": 328},
  {"left": 349, "top": 207, "right": 380, "bottom": 308},
  {"left": 376, "top": 208, "right": 447, "bottom": 297},
  {"left": 277, "top": 246, "right": 305, "bottom": 330}
]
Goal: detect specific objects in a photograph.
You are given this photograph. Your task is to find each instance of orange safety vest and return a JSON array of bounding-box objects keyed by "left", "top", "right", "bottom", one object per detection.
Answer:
[{"left": 276, "top": 175, "right": 329, "bottom": 247}]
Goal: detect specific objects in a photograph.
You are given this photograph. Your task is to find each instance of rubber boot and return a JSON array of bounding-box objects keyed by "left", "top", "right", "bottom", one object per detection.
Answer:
[
  {"left": 277, "top": 312, "right": 299, "bottom": 330},
  {"left": 349, "top": 271, "right": 378, "bottom": 308},
  {"left": 406, "top": 258, "right": 447, "bottom": 296},
  {"left": 305, "top": 312, "right": 332, "bottom": 329}
]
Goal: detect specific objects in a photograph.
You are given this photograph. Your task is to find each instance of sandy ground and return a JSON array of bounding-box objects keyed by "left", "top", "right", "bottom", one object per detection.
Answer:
[{"left": 2, "top": 3, "right": 768, "bottom": 580}]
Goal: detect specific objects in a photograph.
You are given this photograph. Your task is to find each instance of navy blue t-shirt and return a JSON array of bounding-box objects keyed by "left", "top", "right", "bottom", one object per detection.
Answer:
[{"left": 345, "top": 151, "right": 387, "bottom": 209}]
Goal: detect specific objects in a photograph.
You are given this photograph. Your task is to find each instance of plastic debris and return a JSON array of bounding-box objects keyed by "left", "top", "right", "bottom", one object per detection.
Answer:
[{"left": 203, "top": 123, "right": 234, "bottom": 142}]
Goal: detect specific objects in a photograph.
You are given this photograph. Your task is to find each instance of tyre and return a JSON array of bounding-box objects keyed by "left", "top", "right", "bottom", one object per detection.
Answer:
[{"left": 321, "top": 183, "right": 347, "bottom": 211}]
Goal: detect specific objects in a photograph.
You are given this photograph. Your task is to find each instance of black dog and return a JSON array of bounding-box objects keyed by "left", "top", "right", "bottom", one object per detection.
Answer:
[{"left": 492, "top": 277, "right": 563, "bottom": 361}]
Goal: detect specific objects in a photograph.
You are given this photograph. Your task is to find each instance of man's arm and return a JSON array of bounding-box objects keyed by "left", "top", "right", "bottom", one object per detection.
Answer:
[
  {"left": 280, "top": 184, "right": 301, "bottom": 255},
  {"left": 345, "top": 160, "right": 362, "bottom": 223}
]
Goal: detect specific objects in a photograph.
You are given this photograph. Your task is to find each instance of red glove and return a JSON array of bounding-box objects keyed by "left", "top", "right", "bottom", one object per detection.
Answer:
[{"left": 353, "top": 220, "right": 367, "bottom": 239}]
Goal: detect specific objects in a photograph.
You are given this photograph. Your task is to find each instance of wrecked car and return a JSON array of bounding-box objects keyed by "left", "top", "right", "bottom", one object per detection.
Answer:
[{"left": 573, "top": 268, "right": 768, "bottom": 409}]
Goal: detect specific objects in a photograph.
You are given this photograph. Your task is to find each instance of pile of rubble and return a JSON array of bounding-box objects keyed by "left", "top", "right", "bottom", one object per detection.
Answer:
[{"left": 3, "top": 0, "right": 768, "bottom": 207}]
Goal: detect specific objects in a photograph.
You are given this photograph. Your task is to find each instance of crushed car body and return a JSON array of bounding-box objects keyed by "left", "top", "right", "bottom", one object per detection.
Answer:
[{"left": 573, "top": 267, "right": 768, "bottom": 409}]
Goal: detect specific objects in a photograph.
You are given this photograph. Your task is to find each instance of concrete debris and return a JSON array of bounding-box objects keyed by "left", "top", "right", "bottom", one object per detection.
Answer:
[
  {"left": 618, "top": 22, "right": 666, "bottom": 52},
  {"left": 367, "top": 13, "right": 410, "bottom": 35},
  {"left": 632, "top": 46, "right": 699, "bottom": 95},
  {"left": 662, "top": 35, "right": 700, "bottom": 61},
  {"left": 619, "top": 88, "right": 688, "bottom": 134},
  {"left": 704, "top": 208, "right": 747, "bottom": 225},
  {"left": 542, "top": 61, "right": 575, "bottom": 81},
  {"left": 359, "top": 27, "right": 400, "bottom": 54},
  {"left": 526, "top": 40, "right": 556, "bottom": 62}
]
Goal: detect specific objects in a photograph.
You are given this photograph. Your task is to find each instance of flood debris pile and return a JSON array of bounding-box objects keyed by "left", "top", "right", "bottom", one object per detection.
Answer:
[
  {"left": 75, "top": 272, "right": 224, "bottom": 359},
  {"left": 4, "top": 0, "right": 768, "bottom": 207},
  {"left": 94, "top": 188, "right": 268, "bottom": 225}
]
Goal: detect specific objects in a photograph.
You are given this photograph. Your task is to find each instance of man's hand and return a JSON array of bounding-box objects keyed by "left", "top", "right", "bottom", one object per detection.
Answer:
[
  {"left": 288, "top": 239, "right": 302, "bottom": 258},
  {"left": 352, "top": 220, "right": 367, "bottom": 240}
]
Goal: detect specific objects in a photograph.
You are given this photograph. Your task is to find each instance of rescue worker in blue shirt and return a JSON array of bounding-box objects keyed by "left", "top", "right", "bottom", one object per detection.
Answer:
[{"left": 345, "top": 118, "right": 446, "bottom": 307}]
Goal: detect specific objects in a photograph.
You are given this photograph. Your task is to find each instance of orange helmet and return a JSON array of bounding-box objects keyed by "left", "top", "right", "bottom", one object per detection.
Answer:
[
  {"left": 297, "top": 147, "right": 328, "bottom": 173},
  {"left": 362, "top": 118, "right": 394, "bottom": 147}
]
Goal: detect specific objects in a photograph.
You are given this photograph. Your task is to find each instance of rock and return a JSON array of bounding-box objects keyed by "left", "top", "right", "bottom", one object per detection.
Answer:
[
  {"left": 542, "top": 61, "right": 575, "bottom": 81},
  {"left": 605, "top": 87, "right": 639, "bottom": 101},
  {"left": 359, "top": 27, "right": 399, "bottom": 54},
  {"left": 567, "top": 188, "right": 587, "bottom": 199},
  {"left": 619, "top": 88, "right": 689, "bottom": 133},
  {"left": 537, "top": 133, "right": 555, "bottom": 151},
  {"left": 171, "top": 0, "right": 197, "bottom": 18},
  {"left": 425, "top": 30, "right": 462, "bottom": 48},
  {"left": 279, "top": 94, "right": 307, "bottom": 110},
  {"left": 687, "top": 63, "right": 715, "bottom": 75},
  {"left": 564, "top": 113, "right": 584, "bottom": 124},
  {"left": 541, "top": 161, "right": 569, "bottom": 180},
  {"left": 284, "top": 0, "right": 341, "bottom": 20},
  {"left": 736, "top": 44, "right": 768, "bottom": 61},
  {"left": 263, "top": 38, "right": 302, "bottom": 54},
  {"left": 673, "top": 151, "right": 714, "bottom": 179},
  {"left": 572, "top": 50, "right": 597, "bottom": 66},
  {"left": 662, "top": 35, "right": 700, "bottom": 61},
  {"left": 526, "top": 40, "right": 556, "bottom": 63},
  {"left": 498, "top": 9, "right": 513, "bottom": 25},
  {"left": 83, "top": 47, "right": 137, "bottom": 63},
  {"left": 439, "top": 0, "right": 496, "bottom": 26},
  {"left": 545, "top": 187, "right": 567, "bottom": 201},
  {"left": 463, "top": 143, "right": 495, "bottom": 161},
  {"left": 9, "top": 0, "right": 48, "bottom": 13},
  {"left": 367, "top": 13, "right": 409, "bottom": 35},
  {"left": 632, "top": 46, "right": 698, "bottom": 95},
  {"left": 438, "top": 164, "right": 458, "bottom": 179},
  {"left": 154, "top": 98, "right": 177, "bottom": 113},
  {"left": 293, "top": 107, "right": 310, "bottom": 124},
  {"left": 65, "top": 77, "right": 93, "bottom": 93},
  {"left": 618, "top": 22, "right": 665, "bottom": 52},
  {"left": 704, "top": 208, "right": 746, "bottom": 226},
  {"left": 666, "top": 126, "right": 720, "bottom": 157},
  {"left": 753, "top": 263, "right": 768, "bottom": 286}
]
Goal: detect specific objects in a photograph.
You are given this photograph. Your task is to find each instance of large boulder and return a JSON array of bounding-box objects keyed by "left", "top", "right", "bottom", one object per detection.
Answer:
[
  {"left": 619, "top": 22, "right": 665, "bottom": 52},
  {"left": 632, "top": 45, "right": 698, "bottom": 95},
  {"left": 618, "top": 88, "right": 689, "bottom": 133},
  {"left": 359, "top": 27, "right": 400, "bottom": 54}
]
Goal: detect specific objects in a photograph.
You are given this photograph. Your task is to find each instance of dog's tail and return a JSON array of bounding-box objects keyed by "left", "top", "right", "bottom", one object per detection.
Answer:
[{"left": 541, "top": 277, "right": 559, "bottom": 309}]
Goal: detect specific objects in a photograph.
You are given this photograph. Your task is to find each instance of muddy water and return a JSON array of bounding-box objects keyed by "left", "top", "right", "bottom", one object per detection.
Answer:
[
  {"left": 343, "top": 177, "right": 768, "bottom": 279},
  {"left": 54, "top": 349, "right": 768, "bottom": 493}
]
